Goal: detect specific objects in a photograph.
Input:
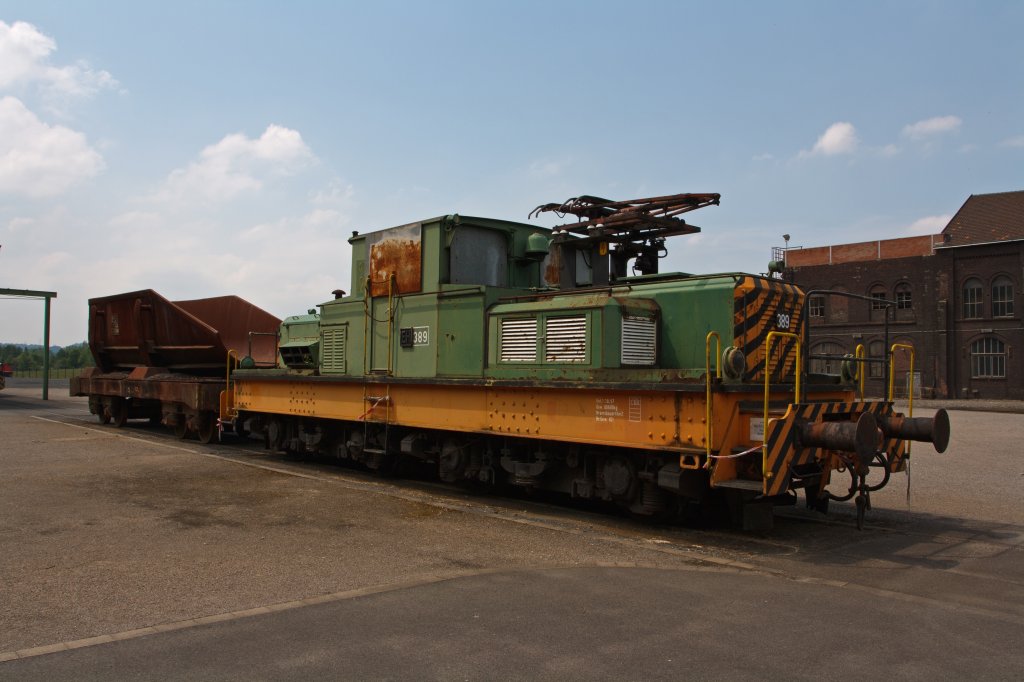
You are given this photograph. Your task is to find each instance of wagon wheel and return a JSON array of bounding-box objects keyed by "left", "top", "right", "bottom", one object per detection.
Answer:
[
  {"left": 196, "top": 414, "right": 217, "bottom": 445},
  {"left": 97, "top": 409, "right": 111, "bottom": 425},
  {"left": 172, "top": 417, "right": 189, "bottom": 440},
  {"left": 110, "top": 398, "right": 129, "bottom": 428}
]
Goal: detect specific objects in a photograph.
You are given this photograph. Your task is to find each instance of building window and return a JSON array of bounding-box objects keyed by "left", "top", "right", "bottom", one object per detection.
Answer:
[
  {"left": 963, "top": 278, "right": 983, "bottom": 319},
  {"left": 992, "top": 276, "right": 1014, "bottom": 318},
  {"left": 868, "top": 340, "right": 884, "bottom": 378},
  {"left": 895, "top": 283, "right": 912, "bottom": 310},
  {"left": 810, "top": 341, "right": 844, "bottom": 375},
  {"left": 870, "top": 286, "right": 887, "bottom": 311},
  {"left": 809, "top": 295, "right": 825, "bottom": 318},
  {"left": 971, "top": 337, "right": 1006, "bottom": 378}
]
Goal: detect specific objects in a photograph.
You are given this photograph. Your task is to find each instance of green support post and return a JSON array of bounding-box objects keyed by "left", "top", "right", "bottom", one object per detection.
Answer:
[
  {"left": 0, "top": 288, "right": 58, "bottom": 400},
  {"left": 43, "top": 295, "right": 51, "bottom": 400}
]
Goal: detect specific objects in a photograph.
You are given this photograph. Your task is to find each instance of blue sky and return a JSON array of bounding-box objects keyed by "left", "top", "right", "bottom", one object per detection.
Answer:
[{"left": 1, "top": 1, "right": 1022, "bottom": 344}]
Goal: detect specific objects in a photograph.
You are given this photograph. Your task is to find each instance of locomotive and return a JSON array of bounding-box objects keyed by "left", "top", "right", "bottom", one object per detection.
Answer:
[{"left": 74, "top": 193, "right": 950, "bottom": 530}]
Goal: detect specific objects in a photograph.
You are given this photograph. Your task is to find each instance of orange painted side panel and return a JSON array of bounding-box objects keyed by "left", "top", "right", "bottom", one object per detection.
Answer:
[{"left": 232, "top": 378, "right": 715, "bottom": 453}]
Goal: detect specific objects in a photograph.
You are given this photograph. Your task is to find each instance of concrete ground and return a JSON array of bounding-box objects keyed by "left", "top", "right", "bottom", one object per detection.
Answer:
[{"left": 1, "top": 384, "right": 1022, "bottom": 680}]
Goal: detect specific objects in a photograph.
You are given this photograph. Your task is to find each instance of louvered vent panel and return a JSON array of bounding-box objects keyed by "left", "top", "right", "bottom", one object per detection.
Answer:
[
  {"left": 545, "top": 315, "right": 587, "bottom": 363},
  {"left": 500, "top": 318, "right": 538, "bottom": 362},
  {"left": 621, "top": 316, "right": 657, "bottom": 366},
  {"left": 321, "top": 326, "right": 347, "bottom": 373}
]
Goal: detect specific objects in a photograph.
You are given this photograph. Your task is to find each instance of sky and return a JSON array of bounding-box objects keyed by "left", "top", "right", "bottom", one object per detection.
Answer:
[{"left": 0, "top": 0, "right": 1022, "bottom": 345}]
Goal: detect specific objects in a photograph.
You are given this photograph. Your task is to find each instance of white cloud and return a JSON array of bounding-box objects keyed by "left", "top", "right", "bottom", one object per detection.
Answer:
[
  {"left": 0, "top": 96, "right": 104, "bottom": 197},
  {"left": 0, "top": 20, "right": 117, "bottom": 100},
  {"left": 906, "top": 214, "right": 952, "bottom": 234},
  {"left": 877, "top": 144, "right": 900, "bottom": 157},
  {"left": 752, "top": 153, "right": 774, "bottom": 161},
  {"left": 902, "top": 115, "right": 961, "bottom": 139},
  {"left": 0, "top": 20, "right": 52, "bottom": 87},
  {"left": 156, "top": 125, "right": 315, "bottom": 203},
  {"left": 1000, "top": 135, "right": 1024, "bottom": 148},
  {"left": 801, "top": 122, "right": 858, "bottom": 157},
  {"left": 0, "top": 183, "right": 356, "bottom": 344}
]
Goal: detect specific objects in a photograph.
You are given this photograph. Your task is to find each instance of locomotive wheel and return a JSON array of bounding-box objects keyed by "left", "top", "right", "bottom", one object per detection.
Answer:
[
  {"left": 97, "top": 410, "right": 111, "bottom": 425},
  {"left": 110, "top": 398, "right": 128, "bottom": 428},
  {"left": 266, "top": 420, "right": 286, "bottom": 451},
  {"left": 196, "top": 414, "right": 217, "bottom": 444},
  {"left": 172, "top": 418, "right": 188, "bottom": 440}
]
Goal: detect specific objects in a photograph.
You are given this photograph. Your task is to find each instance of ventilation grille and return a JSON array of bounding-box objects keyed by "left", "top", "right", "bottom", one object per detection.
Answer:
[
  {"left": 280, "top": 345, "right": 316, "bottom": 369},
  {"left": 545, "top": 315, "right": 587, "bottom": 363},
  {"left": 321, "top": 326, "right": 346, "bottom": 373},
  {"left": 621, "top": 316, "right": 657, "bottom": 366},
  {"left": 500, "top": 318, "right": 537, "bottom": 362}
]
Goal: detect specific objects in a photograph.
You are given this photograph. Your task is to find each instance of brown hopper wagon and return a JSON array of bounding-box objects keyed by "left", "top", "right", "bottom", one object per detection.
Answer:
[{"left": 71, "top": 289, "right": 280, "bottom": 443}]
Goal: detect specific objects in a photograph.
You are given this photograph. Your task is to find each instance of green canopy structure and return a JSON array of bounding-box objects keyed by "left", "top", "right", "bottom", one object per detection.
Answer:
[{"left": 1, "top": 288, "right": 58, "bottom": 400}]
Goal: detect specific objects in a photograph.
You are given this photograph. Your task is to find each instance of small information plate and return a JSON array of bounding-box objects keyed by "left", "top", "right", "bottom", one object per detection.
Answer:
[{"left": 749, "top": 417, "right": 764, "bottom": 441}]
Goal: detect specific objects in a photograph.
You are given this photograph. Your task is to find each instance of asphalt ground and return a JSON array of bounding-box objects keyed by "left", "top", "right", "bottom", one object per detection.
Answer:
[{"left": 1, "top": 384, "right": 1022, "bottom": 680}]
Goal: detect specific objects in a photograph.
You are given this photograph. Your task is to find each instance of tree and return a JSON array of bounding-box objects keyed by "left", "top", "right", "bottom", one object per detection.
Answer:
[{"left": 0, "top": 343, "right": 93, "bottom": 371}]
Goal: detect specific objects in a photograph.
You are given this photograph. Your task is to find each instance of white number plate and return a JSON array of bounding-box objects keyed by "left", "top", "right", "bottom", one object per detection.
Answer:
[{"left": 413, "top": 326, "right": 429, "bottom": 347}]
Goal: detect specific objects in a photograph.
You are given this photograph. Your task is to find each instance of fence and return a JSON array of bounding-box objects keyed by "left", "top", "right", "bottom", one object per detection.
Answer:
[{"left": 10, "top": 368, "right": 85, "bottom": 379}]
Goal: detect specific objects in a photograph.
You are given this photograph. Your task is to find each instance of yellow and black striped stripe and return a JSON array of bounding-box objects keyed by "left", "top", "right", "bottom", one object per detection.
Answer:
[
  {"left": 762, "top": 400, "right": 907, "bottom": 496},
  {"left": 733, "top": 276, "right": 804, "bottom": 383}
]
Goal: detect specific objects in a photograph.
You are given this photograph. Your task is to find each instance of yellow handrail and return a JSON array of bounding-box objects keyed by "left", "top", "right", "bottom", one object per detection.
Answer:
[
  {"left": 363, "top": 272, "right": 398, "bottom": 376},
  {"left": 363, "top": 274, "right": 372, "bottom": 375},
  {"left": 223, "top": 349, "right": 239, "bottom": 419},
  {"left": 763, "top": 331, "right": 802, "bottom": 469},
  {"left": 704, "top": 331, "right": 722, "bottom": 466},
  {"left": 854, "top": 343, "right": 866, "bottom": 400},
  {"left": 387, "top": 272, "right": 396, "bottom": 375},
  {"left": 889, "top": 342, "right": 915, "bottom": 455},
  {"left": 887, "top": 343, "right": 915, "bottom": 411}
]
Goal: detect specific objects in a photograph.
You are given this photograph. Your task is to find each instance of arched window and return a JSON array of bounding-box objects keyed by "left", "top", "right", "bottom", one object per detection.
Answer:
[
  {"left": 809, "top": 294, "right": 825, "bottom": 319},
  {"left": 868, "top": 340, "right": 884, "bottom": 378},
  {"left": 992, "top": 276, "right": 1014, "bottom": 318},
  {"left": 895, "top": 282, "right": 912, "bottom": 310},
  {"left": 963, "top": 278, "right": 983, "bottom": 319},
  {"left": 869, "top": 285, "right": 887, "bottom": 311},
  {"left": 810, "top": 341, "right": 845, "bottom": 375},
  {"left": 971, "top": 337, "right": 1006, "bottom": 378}
]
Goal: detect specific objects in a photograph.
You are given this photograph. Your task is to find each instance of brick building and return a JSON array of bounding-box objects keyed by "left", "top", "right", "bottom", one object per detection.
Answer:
[{"left": 784, "top": 190, "right": 1024, "bottom": 399}]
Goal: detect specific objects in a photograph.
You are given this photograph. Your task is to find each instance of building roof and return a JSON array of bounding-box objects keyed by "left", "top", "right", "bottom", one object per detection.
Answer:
[
  {"left": 941, "top": 190, "right": 1024, "bottom": 245},
  {"left": 783, "top": 190, "right": 1024, "bottom": 265},
  {"left": 785, "top": 235, "right": 940, "bottom": 267}
]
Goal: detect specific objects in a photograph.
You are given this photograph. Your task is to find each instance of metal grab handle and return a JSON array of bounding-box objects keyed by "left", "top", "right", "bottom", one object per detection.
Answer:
[
  {"left": 222, "top": 349, "right": 239, "bottom": 420},
  {"left": 704, "top": 331, "right": 722, "bottom": 467},
  {"left": 888, "top": 343, "right": 915, "bottom": 412},
  {"left": 888, "top": 342, "right": 916, "bottom": 456},
  {"left": 854, "top": 343, "right": 866, "bottom": 400}
]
